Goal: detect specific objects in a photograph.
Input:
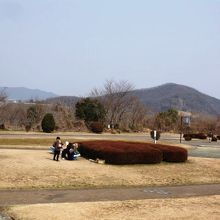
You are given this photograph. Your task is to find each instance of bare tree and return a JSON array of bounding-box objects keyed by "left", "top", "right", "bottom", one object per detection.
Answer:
[
  {"left": 91, "top": 80, "right": 133, "bottom": 125},
  {"left": 0, "top": 88, "right": 7, "bottom": 103},
  {"left": 90, "top": 79, "right": 147, "bottom": 130},
  {"left": 129, "top": 97, "right": 147, "bottom": 130}
]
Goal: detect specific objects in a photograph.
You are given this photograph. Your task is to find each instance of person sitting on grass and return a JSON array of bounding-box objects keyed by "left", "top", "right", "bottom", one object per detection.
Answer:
[
  {"left": 62, "top": 143, "right": 80, "bottom": 160},
  {"left": 71, "top": 143, "right": 81, "bottom": 160},
  {"left": 61, "top": 141, "right": 71, "bottom": 160}
]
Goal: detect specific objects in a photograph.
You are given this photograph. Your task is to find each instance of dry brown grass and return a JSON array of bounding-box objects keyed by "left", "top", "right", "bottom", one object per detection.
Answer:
[
  {"left": 0, "top": 149, "right": 219, "bottom": 189},
  {"left": 7, "top": 195, "right": 220, "bottom": 220}
]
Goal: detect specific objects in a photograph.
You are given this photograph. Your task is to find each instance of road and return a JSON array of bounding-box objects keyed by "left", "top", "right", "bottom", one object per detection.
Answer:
[{"left": 0, "top": 184, "right": 220, "bottom": 206}]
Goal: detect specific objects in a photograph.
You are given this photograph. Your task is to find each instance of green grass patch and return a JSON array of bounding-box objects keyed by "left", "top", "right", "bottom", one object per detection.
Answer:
[{"left": 0, "top": 138, "right": 81, "bottom": 146}]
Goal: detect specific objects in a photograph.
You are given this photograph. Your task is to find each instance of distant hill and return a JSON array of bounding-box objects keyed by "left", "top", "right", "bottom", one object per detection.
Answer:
[
  {"left": 3, "top": 83, "right": 220, "bottom": 116},
  {"left": 46, "top": 83, "right": 220, "bottom": 116},
  {"left": 133, "top": 83, "right": 220, "bottom": 115},
  {"left": 0, "top": 87, "right": 58, "bottom": 101}
]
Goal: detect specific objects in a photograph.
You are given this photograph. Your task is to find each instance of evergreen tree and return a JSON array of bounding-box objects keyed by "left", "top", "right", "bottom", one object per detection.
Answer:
[{"left": 41, "top": 113, "right": 55, "bottom": 133}]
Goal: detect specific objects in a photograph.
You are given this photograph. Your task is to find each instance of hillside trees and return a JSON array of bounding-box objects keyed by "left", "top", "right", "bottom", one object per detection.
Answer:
[
  {"left": 90, "top": 80, "right": 147, "bottom": 130},
  {"left": 190, "top": 114, "right": 219, "bottom": 134},
  {"left": 75, "top": 98, "right": 106, "bottom": 133},
  {"left": 26, "top": 104, "right": 44, "bottom": 130},
  {"left": 75, "top": 98, "right": 106, "bottom": 123},
  {"left": 0, "top": 88, "right": 7, "bottom": 103},
  {"left": 0, "top": 103, "right": 27, "bottom": 129},
  {"left": 154, "top": 108, "right": 179, "bottom": 132}
]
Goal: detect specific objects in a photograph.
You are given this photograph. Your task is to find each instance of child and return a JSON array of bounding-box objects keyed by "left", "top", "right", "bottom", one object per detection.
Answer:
[{"left": 53, "top": 137, "right": 63, "bottom": 161}]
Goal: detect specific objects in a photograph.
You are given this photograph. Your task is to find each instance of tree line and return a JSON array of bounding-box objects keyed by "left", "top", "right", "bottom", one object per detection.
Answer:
[{"left": 0, "top": 80, "right": 220, "bottom": 134}]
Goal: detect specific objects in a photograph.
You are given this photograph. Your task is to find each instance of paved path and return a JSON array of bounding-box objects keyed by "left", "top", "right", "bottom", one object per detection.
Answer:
[{"left": 0, "top": 184, "right": 220, "bottom": 206}]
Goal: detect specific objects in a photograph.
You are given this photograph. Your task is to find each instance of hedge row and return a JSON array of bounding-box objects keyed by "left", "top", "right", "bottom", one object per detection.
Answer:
[
  {"left": 78, "top": 141, "right": 187, "bottom": 165},
  {"left": 183, "top": 133, "right": 207, "bottom": 140}
]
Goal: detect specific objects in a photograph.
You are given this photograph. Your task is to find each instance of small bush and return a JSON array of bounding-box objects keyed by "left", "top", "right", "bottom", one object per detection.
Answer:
[
  {"left": 41, "top": 113, "right": 55, "bottom": 133},
  {"left": 0, "top": 123, "right": 5, "bottom": 130},
  {"left": 212, "top": 136, "right": 218, "bottom": 142},
  {"left": 217, "top": 135, "right": 220, "bottom": 140},
  {"left": 183, "top": 133, "right": 207, "bottom": 140},
  {"left": 194, "top": 133, "right": 207, "bottom": 139},
  {"left": 183, "top": 134, "right": 192, "bottom": 141},
  {"left": 25, "top": 123, "right": 32, "bottom": 132},
  {"left": 89, "top": 122, "right": 104, "bottom": 133}
]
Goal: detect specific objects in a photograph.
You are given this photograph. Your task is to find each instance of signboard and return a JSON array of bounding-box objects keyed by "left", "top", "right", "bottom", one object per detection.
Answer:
[{"left": 182, "top": 116, "right": 191, "bottom": 125}]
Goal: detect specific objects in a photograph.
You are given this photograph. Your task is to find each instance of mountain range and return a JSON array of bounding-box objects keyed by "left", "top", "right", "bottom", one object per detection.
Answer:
[
  {"left": 0, "top": 87, "right": 58, "bottom": 101},
  {"left": 1, "top": 83, "right": 220, "bottom": 116},
  {"left": 132, "top": 83, "right": 220, "bottom": 115}
]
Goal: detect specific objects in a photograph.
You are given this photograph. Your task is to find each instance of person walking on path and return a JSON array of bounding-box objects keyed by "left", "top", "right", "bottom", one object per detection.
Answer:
[{"left": 53, "top": 137, "right": 63, "bottom": 161}]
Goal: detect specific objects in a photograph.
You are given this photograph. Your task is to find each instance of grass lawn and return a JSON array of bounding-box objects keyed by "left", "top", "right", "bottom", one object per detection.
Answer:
[
  {"left": 1, "top": 136, "right": 220, "bottom": 220},
  {"left": 0, "top": 149, "right": 219, "bottom": 189},
  {"left": 6, "top": 196, "right": 220, "bottom": 220}
]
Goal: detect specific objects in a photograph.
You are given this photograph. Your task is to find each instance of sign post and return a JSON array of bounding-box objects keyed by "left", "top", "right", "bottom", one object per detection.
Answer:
[
  {"left": 179, "top": 112, "right": 191, "bottom": 143},
  {"left": 180, "top": 116, "right": 183, "bottom": 143},
  {"left": 154, "top": 130, "right": 157, "bottom": 144}
]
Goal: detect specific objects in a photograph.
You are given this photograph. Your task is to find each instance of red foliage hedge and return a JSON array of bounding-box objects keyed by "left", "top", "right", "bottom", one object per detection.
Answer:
[
  {"left": 183, "top": 133, "right": 207, "bottom": 140},
  {"left": 78, "top": 141, "right": 187, "bottom": 165},
  {"left": 146, "top": 143, "right": 188, "bottom": 163}
]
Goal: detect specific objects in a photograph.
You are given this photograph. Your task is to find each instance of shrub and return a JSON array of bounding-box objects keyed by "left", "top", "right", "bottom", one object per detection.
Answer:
[
  {"left": 217, "top": 135, "right": 220, "bottom": 140},
  {"left": 212, "top": 136, "right": 217, "bottom": 142},
  {"left": 194, "top": 133, "right": 207, "bottom": 139},
  {"left": 25, "top": 123, "right": 32, "bottom": 132},
  {"left": 150, "top": 130, "right": 160, "bottom": 140},
  {"left": 79, "top": 141, "right": 163, "bottom": 164},
  {"left": 78, "top": 141, "right": 187, "bottom": 165},
  {"left": 0, "top": 123, "right": 5, "bottom": 130},
  {"left": 89, "top": 122, "right": 104, "bottom": 133},
  {"left": 41, "top": 113, "right": 55, "bottom": 133},
  {"left": 148, "top": 143, "right": 188, "bottom": 162},
  {"left": 183, "top": 133, "right": 207, "bottom": 140},
  {"left": 183, "top": 134, "right": 192, "bottom": 141},
  {"left": 75, "top": 98, "right": 106, "bottom": 123}
]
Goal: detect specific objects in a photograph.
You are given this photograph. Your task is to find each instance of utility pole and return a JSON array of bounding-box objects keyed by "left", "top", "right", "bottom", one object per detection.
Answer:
[{"left": 180, "top": 116, "right": 183, "bottom": 143}]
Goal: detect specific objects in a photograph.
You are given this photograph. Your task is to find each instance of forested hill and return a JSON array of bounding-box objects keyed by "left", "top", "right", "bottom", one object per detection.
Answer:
[
  {"left": 4, "top": 83, "right": 220, "bottom": 116},
  {"left": 47, "top": 83, "right": 220, "bottom": 116},
  {"left": 133, "top": 83, "right": 220, "bottom": 115}
]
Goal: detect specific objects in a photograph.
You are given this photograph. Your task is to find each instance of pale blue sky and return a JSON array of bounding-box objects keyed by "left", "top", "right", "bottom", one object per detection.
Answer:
[{"left": 0, "top": 0, "right": 219, "bottom": 98}]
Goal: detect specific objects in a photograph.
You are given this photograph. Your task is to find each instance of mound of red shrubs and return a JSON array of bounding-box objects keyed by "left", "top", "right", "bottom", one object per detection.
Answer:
[
  {"left": 183, "top": 133, "right": 207, "bottom": 140},
  {"left": 78, "top": 141, "right": 187, "bottom": 165}
]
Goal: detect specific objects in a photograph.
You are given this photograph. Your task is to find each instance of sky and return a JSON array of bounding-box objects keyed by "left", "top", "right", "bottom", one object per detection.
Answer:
[{"left": 0, "top": 0, "right": 220, "bottom": 98}]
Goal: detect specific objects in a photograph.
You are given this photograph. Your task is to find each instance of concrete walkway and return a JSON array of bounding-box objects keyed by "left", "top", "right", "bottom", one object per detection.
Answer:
[{"left": 0, "top": 184, "right": 220, "bottom": 206}]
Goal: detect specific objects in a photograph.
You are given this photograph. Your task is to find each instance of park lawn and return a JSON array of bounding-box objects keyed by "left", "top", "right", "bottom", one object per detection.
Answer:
[
  {"left": 6, "top": 195, "right": 220, "bottom": 220},
  {"left": 0, "top": 138, "right": 77, "bottom": 146},
  {"left": 0, "top": 137, "right": 192, "bottom": 150},
  {"left": 0, "top": 149, "right": 219, "bottom": 189}
]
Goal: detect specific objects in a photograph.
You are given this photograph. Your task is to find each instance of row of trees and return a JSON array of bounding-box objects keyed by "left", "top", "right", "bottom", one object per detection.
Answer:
[
  {"left": 75, "top": 80, "right": 147, "bottom": 132},
  {"left": 1, "top": 80, "right": 220, "bottom": 134},
  {"left": 0, "top": 101, "right": 77, "bottom": 132},
  {"left": 0, "top": 80, "right": 148, "bottom": 132}
]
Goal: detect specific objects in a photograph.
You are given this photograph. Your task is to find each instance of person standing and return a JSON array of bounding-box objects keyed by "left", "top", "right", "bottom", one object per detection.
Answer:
[{"left": 53, "top": 137, "right": 63, "bottom": 161}]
